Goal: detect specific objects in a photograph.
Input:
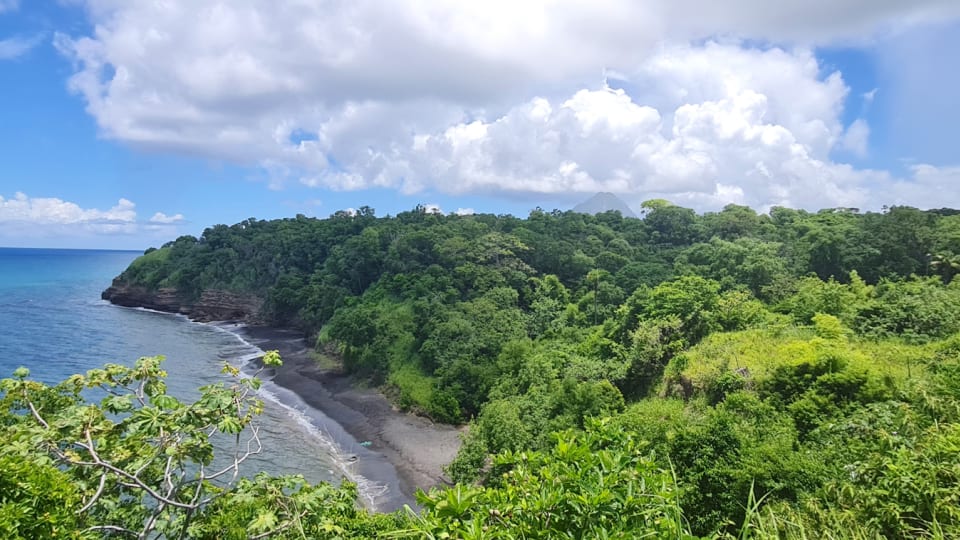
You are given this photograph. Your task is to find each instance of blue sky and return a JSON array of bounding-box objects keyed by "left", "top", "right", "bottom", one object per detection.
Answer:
[{"left": 1, "top": 1, "right": 958, "bottom": 249}]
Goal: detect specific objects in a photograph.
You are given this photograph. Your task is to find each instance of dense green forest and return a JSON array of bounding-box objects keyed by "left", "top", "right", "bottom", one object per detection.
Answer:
[{"left": 5, "top": 200, "right": 960, "bottom": 538}]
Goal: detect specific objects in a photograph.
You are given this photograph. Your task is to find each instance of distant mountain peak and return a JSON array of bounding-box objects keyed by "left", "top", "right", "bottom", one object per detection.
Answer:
[{"left": 572, "top": 192, "right": 637, "bottom": 218}]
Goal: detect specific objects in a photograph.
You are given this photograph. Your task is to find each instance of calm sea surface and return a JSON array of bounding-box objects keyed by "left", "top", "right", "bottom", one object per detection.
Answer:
[{"left": 0, "top": 247, "right": 341, "bottom": 488}]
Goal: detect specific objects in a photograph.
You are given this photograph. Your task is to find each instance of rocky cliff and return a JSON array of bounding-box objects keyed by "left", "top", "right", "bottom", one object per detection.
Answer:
[{"left": 102, "top": 279, "right": 265, "bottom": 323}]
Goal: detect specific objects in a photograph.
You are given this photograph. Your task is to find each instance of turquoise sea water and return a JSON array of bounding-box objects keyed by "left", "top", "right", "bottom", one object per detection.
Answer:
[{"left": 0, "top": 247, "right": 345, "bottom": 491}]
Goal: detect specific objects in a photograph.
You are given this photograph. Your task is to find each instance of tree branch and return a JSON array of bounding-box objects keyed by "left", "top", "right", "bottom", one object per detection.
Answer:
[
  {"left": 83, "top": 524, "right": 137, "bottom": 537},
  {"left": 77, "top": 472, "right": 108, "bottom": 514},
  {"left": 26, "top": 399, "right": 49, "bottom": 429},
  {"left": 203, "top": 426, "right": 263, "bottom": 482},
  {"left": 76, "top": 428, "right": 200, "bottom": 511}
]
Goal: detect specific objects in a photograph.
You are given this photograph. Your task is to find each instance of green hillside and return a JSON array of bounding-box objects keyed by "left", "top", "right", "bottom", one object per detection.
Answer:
[{"left": 5, "top": 201, "right": 960, "bottom": 538}]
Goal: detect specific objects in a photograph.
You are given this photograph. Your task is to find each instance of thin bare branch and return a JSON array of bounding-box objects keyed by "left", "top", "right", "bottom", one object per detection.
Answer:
[
  {"left": 26, "top": 399, "right": 50, "bottom": 429},
  {"left": 203, "top": 425, "right": 263, "bottom": 482},
  {"left": 84, "top": 524, "right": 137, "bottom": 537},
  {"left": 77, "top": 472, "right": 109, "bottom": 514},
  {"left": 76, "top": 428, "right": 200, "bottom": 511},
  {"left": 163, "top": 454, "right": 176, "bottom": 494}
]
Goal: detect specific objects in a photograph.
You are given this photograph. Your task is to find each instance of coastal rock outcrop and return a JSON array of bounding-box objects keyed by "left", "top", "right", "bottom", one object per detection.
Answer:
[{"left": 102, "top": 279, "right": 264, "bottom": 323}]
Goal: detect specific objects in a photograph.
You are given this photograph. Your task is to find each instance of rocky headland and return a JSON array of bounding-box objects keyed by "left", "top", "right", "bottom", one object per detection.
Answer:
[{"left": 102, "top": 279, "right": 265, "bottom": 323}]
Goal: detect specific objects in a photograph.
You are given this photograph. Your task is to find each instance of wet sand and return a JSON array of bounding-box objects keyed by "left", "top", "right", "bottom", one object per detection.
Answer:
[{"left": 232, "top": 325, "right": 462, "bottom": 512}]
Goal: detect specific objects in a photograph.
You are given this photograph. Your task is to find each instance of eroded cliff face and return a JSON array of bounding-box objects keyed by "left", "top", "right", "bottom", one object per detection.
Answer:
[{"left": 102, "top": 279, "right": 264, "bottom": 323}]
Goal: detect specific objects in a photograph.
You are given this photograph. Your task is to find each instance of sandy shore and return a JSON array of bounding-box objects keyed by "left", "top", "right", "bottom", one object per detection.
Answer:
[{"left": 232, "top": 325, "right": 462, "bottom": 512}]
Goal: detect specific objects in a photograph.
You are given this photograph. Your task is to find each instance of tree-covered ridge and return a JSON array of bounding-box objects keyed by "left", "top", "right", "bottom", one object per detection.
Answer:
[
  {"left": 118, "top": 203, "right": 960, "bottom": 415},
  {"left": 124, "top": 203, "right": 960, "bottom": 315},
  {"left": 124, "top": 203, "right": 960, "bottom": 296},
  {"left": 88, "top": 201, "right": 960, "bottom": 537}
]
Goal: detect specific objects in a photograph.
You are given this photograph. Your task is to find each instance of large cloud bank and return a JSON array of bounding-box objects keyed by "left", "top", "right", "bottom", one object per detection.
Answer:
[{"left": 56, "top": 0, "right": 960, "bottom": 210}]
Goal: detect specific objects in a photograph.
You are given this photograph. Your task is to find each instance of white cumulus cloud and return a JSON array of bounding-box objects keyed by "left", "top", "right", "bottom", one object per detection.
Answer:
[
  {"left": 54, "top": 0, "right": 960, "bottom": 212},
  {"left": 0, "top": 192, "right": 136, "bottom": 226},
  {"left": 307, "top": 44, "right": 916, "bottom": 211},
  {"left": 149, "top": 212, "right": 185, "bottom": 224},
  {"left": 0, "top": 193, "right": 187, "bottom": 247}
]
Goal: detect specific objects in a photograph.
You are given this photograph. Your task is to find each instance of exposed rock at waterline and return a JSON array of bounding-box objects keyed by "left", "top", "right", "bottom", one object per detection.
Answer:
[{"left": 102, "top": 280, "right": 264, "bottom": 323}]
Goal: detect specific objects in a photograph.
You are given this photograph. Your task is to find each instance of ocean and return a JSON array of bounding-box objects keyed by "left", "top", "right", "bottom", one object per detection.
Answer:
[{"left": 0, "top": 247, "right": 350, "bottom": 496}]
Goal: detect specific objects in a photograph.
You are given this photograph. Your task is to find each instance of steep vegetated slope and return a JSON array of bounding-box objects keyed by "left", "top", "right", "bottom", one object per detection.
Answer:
[{"left": 93, "top": 201, "right": 960, "bottom": 537}]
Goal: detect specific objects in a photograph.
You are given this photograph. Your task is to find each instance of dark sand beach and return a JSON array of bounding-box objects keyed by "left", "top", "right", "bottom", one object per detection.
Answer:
[{"left": 232, "top": 325, "right": 462, "bottom": 512}]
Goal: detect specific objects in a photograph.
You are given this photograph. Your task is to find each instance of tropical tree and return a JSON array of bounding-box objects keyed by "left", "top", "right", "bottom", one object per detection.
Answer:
[
  {"left": 0, "top": 353, "right": 376, "bottom": 539},
  {"left": 930, "top": 252, "right": 960, "bottom": 284}
]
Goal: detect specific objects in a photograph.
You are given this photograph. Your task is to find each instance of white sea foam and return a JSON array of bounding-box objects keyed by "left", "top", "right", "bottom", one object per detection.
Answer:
[
  {"left": 110, "top": 304, "right": 391, "bottom": 508},
  {"left": 212, "top": 323, "right": 390, "bottom": 510},
  {"left": 227, "top": 351, "right": 265, "bottom": 364},
  {"left": 122, "top": 304, "right": 191, "bottom": 321},
  {"left": 253, "top": 380, "right": 390, "bottom": 509}
]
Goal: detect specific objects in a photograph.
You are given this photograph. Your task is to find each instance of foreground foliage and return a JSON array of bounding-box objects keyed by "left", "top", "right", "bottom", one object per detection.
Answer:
[
  {"left": 0, "top": 355, "right": 381, "bottom": 539},
  {"left": 3, "top": 349, "right": 960, "bottom": 538}
]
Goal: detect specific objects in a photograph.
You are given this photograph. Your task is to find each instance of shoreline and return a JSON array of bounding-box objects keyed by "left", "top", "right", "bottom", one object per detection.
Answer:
[{"left": 227, "top": 325, "right": 462, "bottom": 512}]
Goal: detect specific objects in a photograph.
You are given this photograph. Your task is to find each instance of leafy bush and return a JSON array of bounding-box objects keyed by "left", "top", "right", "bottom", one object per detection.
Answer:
[
  {"left": 416, "top": 421, "right": 692, "bottom": 539},
  {"left": 855, "top": 277, "right": 960, "bottom": 341}
]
